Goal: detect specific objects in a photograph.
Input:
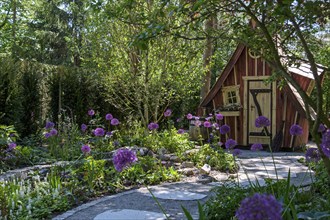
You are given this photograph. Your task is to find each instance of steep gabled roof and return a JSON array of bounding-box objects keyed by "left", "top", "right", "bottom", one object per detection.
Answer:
[
  {"left": 288, "top": 62, "right": 324, "bottom": 79},
  {"left": 199, "top": 44, "right": 245, "bottom": 107}
]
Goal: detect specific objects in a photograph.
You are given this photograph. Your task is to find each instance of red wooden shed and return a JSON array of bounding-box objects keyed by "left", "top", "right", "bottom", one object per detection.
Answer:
[{"left": 199, "top": 44, "right": 324, "bottom": 150}]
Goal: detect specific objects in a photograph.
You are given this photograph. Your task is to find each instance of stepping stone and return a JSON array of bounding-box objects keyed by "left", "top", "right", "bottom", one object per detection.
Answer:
[
  {"left": 144, "top": 190, "right": 206, "bottom": 200},
  {"left": 254, "top": 171, "right": 297, "bottom": 179},
  {"left": 253, "top": 163, "right": 292, "bottom": 169},
  {"left": 94, "top": 209, "right": 166, "bottom": 220}
]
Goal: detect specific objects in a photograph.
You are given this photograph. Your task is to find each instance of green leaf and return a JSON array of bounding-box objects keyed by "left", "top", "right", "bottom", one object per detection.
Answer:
[{"left": 181, "top": 205, "right": 194, "bottom": 220}]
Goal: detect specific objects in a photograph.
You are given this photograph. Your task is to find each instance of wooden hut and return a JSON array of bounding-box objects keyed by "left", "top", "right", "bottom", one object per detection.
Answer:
[{"left": 199, "top": 44, "right": 324, "bottom": 150}]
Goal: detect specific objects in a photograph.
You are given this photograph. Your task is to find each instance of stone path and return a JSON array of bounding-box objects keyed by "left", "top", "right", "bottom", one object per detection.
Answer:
[{"left": 53, "top": 150, "right": 314, "bottom": 220}]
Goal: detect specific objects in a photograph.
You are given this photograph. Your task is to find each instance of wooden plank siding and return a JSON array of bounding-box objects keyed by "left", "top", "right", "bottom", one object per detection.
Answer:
[{"left": 199, "top": 45, "right": 317, "bottom": 149}]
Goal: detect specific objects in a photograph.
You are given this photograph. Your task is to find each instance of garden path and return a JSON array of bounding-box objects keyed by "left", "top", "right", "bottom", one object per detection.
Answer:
[{"left": 53, "top": 150, "right": 313, "bottom": 220}]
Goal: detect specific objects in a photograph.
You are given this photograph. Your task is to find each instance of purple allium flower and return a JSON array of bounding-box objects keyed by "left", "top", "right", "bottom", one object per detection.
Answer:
[
  {"left": 88, "top": 109, "right": 95, "bottom": 116},
  {"left": 305, "top": 148, "right": 321, "bottom": 163},
  {"left": 321, "top": 130, "right": 330, "bottom": 157},
  {"left": 187, "top": 113, "right": 193, "bottom": 120},
  {"left": 106, "top": 131, "right": 113, "bottom": 136},
  {"left": 289, "top": 124, "right": 303, "bottom": 136},
  {"left": 81, "top": 123, "right": 87, "bottom": 132},
  {"left": 218, "top": 141, "right": 223, "bottom": 147},
  {"left": 111, "top": 118, "right": 120, "bottom": 126},
  {"left": 255, "top": 116, "right": 271, "bottom": 128},
  {"left": 148, "top": 122, "right": 159, "bottom": 130},
  {"left": 216, "top": 113, "right": 224, "bottom": 120},
  {"left": 232, "top": 148, "right": 242, "bottom": 156},
  {"left": 94, "top": 127, "right": 105, "bottom": 136},
  {"left": 164, "top": 109, "right": 172, "bottom": 117},
  {"left": 194, "top": 120, "right": 201, "bottom": 127},
  {"left": 251, "top": 143, "right": 263, "bottom": 151},
  {"left": 113, "top": 148, "right": 138, "bottom": 172},
  {"left": 318, "top": 124, "right": 326, "bottom": 133},
  {"left": 220, "top": 124, "right": 230, "bottom": 134},
  {"left": 236, "top": 193, "right": 282, "bottom": 220},
  {"left": 105, "top": 113, "right": 113, "bottom": 121},
  {"left": 8, "top": 142, "right": 17, "bottom": 150},
  {"left": 45, "top": 121, "right": 55, "bottom": 129},
  {"left": 204, "top": 121, "right": 212, "bottom": 128},
  {"left": 81, "top": 145, "right": 91, "bottom": 154},
  {"left": 44, "top": 133, "right": 51, "bottom": 138},
  {"left": 225, "top": 139, "right": 237, "bottom": 149},
  {"left": 205, "top": 116, "right": 213, "bottom": 121},
  {"left": 113, "top": 140, "right": 120, "bottom": 147},
  {"left": 178, "top": 129, "right": 185, "bottom": 134},
  {"left": 50, "top": 128, "right": 58, "bottom": 136}
]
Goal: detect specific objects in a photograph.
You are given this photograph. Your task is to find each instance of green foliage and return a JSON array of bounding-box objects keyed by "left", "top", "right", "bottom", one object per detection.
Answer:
[
  {"left": 189, "top": 144, "right": 236, "bottom": 173},
  {"left": 203, "top": 183, "right": 250, "bottom": 220},
  {"left": 119, "top": 156, "right": 180, "bottom": 185}
]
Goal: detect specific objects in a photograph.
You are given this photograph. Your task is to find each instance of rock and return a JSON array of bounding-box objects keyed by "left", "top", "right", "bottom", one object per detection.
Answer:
[
  {"left": 170, "top": 155, "right": 181, "bottom": 163},
  {"left": 138, "top": 147, "right": 149, "bottom": 156},
  {"left": 181, "top": 161, "right": 194, "bottom": 168},
  {"left": 159, "top": 154, "right": 171, "bottom": 161},
  {"left": 177, "top": 168, "right": 195, "bottom": 176},
  {"left": 184, "top": 149, "right": 199, "bottom": 156},
  {"left": 197, "top": 174, "right": 215, "bottom": 184},
  {"left": 200, "top": 164, "right": 211, "bottom": 174}
]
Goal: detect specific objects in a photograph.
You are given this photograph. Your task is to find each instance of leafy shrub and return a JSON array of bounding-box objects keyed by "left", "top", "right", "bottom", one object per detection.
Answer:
[
  {"left": 188, "top": 144, "right": 236, "bottom": 173},
  {"left": 204, "top": 183, "right": 250, "bottom": 220},
  {"left": 119, "top": 156, "right": 180, "bottom": 185}
]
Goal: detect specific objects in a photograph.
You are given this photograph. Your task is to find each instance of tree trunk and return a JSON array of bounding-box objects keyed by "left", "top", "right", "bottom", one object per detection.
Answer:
[{"left": 200, "top": 16, "right": 216, "bottom": 102}]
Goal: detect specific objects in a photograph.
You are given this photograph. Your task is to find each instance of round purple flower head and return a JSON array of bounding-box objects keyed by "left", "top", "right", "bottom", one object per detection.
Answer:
[
  {"left": 186, "top": 113, "right": 193, "bottom": 120},
  {"left": 255, "top": 116, "right": 271, "bottom": 128},
  {"left": 44, "top": 133, "right": 51, "bottom": 138},
  {"left": 111, "top": 118, "right": 120, "bottom": 126},
  {"left": 50, "top": 128, "right": 58, "bottom": 136},
  {"left": 81, "top": 123, "right": 87, "bottom": 132},
  {"left": 232, "top": 148, "right": 242, "bottom": 156},
  {"left": 321, "top": 130, "right": 330, "bottom": 157},
  {"left": 94, "top": 127, "right": 105, "bottom": 136},
  {"left": 216, "top": 113, "right": 223, "bottom": 120},
  {"left": 220, "top": 124, "right": 230, "bottom": 134},
  {"left": 164, "top": 109, "right": 172, "bottom": 117},
  {"left": 88, "top": 109, "right": 95, "bottom": 116},
  {"left": 148, "top": 122, "right": 159, "bottom": 130},
  {"left": 225, "top": 139, "right": 237, "bottom": 149},
  {"left": 81, "top": 145, "right": 91, "bottom": 154},
  {"left": 45, "top": 121, "right": 55, "bottom": 129},
  {"left": 203, "top": 121, "right": 212, "bottom": 128},
  {"left": 106, "top": 131, "right": 113, "bottom": 137},
  {"left": 289, "top": 124, "right": 303, "bottom": 136},
  {"left": 236, "top": 193, "right": 282, "bottom": 220},
  {"left": 305, "top": 148, "right": 321, "bottom": 163},
  {"left": 318, "top": 124, "right": 326, "bottom": 133},
  {"left": 251, "top": 143, "right": 263, "bottom": 151},
  {"left": 113, "top": 148, "right": 138, "bottom": 172},
  {"left": 8, "top": 142, "right": 17, "bottom": 150},
  {"left": 106, "top": 113, "right": 113, "bottom": 121},
  {"left": 194, "top": 120, "right": 201, "bottom": 127},
  {"left": 178, "top": 129, "right": 185, "bottom": 134}
]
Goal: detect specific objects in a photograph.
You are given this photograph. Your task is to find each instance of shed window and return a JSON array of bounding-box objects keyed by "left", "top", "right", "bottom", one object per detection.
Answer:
[{"left": 222, "top": 85, "right": 240, "bottom": 106}]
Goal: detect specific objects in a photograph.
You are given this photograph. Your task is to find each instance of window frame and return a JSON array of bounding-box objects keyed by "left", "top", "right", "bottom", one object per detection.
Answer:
[{"left": 222, "top": 85, "right": 240, "bottom": 106}]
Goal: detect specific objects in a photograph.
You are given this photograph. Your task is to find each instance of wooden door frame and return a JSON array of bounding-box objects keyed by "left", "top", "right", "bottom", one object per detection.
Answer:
[{"left": 242, "top": 76, "right": 277, "bottom": 146}]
